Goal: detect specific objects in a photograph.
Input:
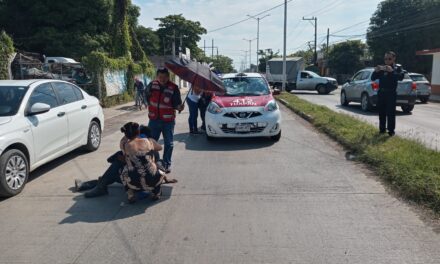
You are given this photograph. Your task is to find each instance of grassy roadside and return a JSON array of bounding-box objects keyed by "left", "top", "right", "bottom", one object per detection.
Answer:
[{"left": 277, "top": 93, "right": 440, "bottom": 212}]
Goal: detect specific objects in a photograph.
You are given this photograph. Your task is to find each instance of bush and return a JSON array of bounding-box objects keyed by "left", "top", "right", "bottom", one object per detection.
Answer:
[{"left": 0, "top": 31, "right": 14, "bottom": 80}]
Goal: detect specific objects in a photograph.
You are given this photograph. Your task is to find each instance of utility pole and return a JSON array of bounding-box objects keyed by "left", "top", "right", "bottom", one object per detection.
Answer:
[
  {"left": 172, "top": 29, "right": 176, "bottom": 58},
  {"left": 303, "top": 16, "right": 318, "bottom": 64},
  {"left": 243, "top": 38, "right": 257, "bottom": 72},
  {"left": 247, "top": 14, "right": 270, "bottom": 72},
  {"left": 326, "top": 28, "right": 330, "bottom": 58},
  {"left": 204, "top": 40, "right": 206, "bottom": 56},
  {"left": 179, "top": 34, "right": 183, "bottom": 56},
  {"left": 282, "top": 0, "right": 287, "bottom": 91},
  {"left": 212, "top": 39, "right": 214, "bottom": 59}
]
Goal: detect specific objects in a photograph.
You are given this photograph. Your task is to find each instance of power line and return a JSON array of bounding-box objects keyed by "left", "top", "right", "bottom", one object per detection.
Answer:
[{"left": 207, "top": 0, "right": 293, "bottom": 33}]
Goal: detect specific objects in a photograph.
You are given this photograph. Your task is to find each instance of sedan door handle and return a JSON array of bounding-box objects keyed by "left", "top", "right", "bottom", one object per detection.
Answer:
[
  {"left": 81, "top": 105, "right": 87, "bottom": 110},
  {"left": 57, "top": 112, "right": 66, "bottom": 117}
]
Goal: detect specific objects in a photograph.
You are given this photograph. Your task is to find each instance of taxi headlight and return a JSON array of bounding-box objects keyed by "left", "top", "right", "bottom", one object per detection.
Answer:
[
  {"left": 207, "top": 102, "right": 223, "bottom": 114},
  {"left": 264, "top": 100, "right": 278, "bottom": 112}
]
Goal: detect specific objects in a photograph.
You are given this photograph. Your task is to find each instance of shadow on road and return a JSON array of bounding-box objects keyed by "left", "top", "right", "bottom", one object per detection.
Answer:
[
  {"left": 28, "top": 149, "right": 88, "bottom": 183},
  {"left": 160, "top": 132, "right": 276, "bottom": 151},
  {"left": 59, "top": 185, "right": 173, "bottom": 224}
]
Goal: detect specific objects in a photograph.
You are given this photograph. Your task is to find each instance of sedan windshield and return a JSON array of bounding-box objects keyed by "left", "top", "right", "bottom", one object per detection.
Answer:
[
  {"left": 223, "top": 77, "right": 270, "bottom": 96},
  {"left": 0, "top": 86, "right": 29, "bottom": 116}
]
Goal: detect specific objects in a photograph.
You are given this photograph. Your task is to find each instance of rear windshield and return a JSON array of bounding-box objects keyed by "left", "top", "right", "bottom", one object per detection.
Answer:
[
  {"left": 0, "top": 86, "right": 29, "bottom": 116},
  {"left": 222, "top": 77, "right": 270, "bottom": 96},
  {"left": 409, "top": 74, "right": 428, "bottom": 82}
]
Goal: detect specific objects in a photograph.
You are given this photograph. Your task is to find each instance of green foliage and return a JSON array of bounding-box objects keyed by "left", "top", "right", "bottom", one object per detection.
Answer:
[
  {"left": 367, "top": 0, "right": 440, "bottom": 73},
  {"left": 328, "top": 40, "right": 366, "bottom": 74},
  {"left": 130, "top": 27, "right": 147, "bottom": 62},
  {"left": 211, "top": 55, "right": 235, "bottom": 73},
  {"left": 278, "top": 93, "right": 440, "bottom": 212},
  {"left": 155, "top": 14, "right": 207, "bottom": 57},
  {"left": 258, "top": 49, "right": 280, "bottom": 73},
  {"left": 290, "top": 49, "right": 314, "bottom": 65},
  {"left": 0, "top": 30, "right": 14, "bottom": 79},
  {"left": 112, "top": 0, "right": 132, "bottom": 58},
  {"left": 0, "top": 0, "right": 113, "bottom": 59},
  {"left": 136, "top": 26, "right": 160, "bottom": 56}
]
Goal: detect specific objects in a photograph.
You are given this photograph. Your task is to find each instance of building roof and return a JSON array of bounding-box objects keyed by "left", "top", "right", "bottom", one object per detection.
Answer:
[{"left": 416, "top": 48, "right": 440, "bottom": 55}]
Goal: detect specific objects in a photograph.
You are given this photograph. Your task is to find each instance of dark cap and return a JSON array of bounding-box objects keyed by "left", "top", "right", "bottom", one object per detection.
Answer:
[{"left": 157, "top": 67, "right": 169, "bottom": 75}]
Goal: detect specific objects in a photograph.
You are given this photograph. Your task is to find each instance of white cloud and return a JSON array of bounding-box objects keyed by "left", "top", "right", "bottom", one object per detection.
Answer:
[{"left": 133, "top": 0, "right": 384, "bottom": 70}]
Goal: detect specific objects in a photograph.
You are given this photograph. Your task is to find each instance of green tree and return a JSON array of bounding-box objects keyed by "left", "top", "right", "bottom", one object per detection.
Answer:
[
  {"left": 0, "top": 0, "right": 113, "bottom": 59},
  {"left": 112, "top": 0, "right": 132, "bottom": 58},
  {"left": 328, "top": 40, "right": 366, "bottom": 74},
  {"left": 367, "top": 0, "right": 440, "bottom": 73},
  {"left": 258, "top": 49, "right": 280, "bottom": 72},
  {"left": 0, "top": 30, "right": 14, "bottom": 79},
  {"left": 155, "top": 14, "right": 207, "bottom": 58},
  {"left": 136, "top": 26, "right": 160, "bottom": 56},
  {"left": 211, "top": 55, "right": 235, "bottom": 73},
  {"left": 290, "top": 49, "right": 314, "bottom": 65}
]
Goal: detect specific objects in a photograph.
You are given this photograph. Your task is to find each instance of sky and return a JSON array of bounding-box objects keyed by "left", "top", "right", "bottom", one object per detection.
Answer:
[{"left": 133, "top": 0, "right": 384, "bottom": 70}]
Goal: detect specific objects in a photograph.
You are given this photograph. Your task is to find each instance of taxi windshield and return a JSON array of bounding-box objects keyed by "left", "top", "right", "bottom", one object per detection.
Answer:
[{"left": 223, "top": 77, "right": 270, "bottom": 96}]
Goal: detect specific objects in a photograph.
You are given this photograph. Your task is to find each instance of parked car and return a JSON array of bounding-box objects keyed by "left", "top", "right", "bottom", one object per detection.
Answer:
[
  {"left": 205, "top": 73, "right": 281, "bottom": 141},
  {"left": 0, "top": 80, "right": 104, "bottom": 197},
  {"left": 408, "top": 72, "right": 431, "bottom": 103},
  {"left": 340, "top": 68, "right": 417, "bottom": 113},
  {"left": 266, "top": 57, "right": 338, "bottom": 94}
]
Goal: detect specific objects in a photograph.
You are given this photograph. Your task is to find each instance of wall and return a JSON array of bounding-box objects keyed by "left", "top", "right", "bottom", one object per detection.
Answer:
[{"left": 432, "top": 53, "right": 440, "bottom": 95}]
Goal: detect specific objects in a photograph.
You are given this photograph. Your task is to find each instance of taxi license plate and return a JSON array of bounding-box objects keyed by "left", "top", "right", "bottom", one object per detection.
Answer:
[
  {"left": 235, "top": 124, "right": 251, "bottom": 132},
  {"left": 396, "top": 100, "right": 408, "bottom": 103}
]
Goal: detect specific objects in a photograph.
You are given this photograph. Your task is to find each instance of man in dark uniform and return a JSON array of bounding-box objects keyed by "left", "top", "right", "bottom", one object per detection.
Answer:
[{"left": 371, "top": 51, "right": 405, "bottom": 136}]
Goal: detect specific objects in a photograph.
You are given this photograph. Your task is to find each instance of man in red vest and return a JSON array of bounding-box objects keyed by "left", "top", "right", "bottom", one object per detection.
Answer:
[{"left": 145, "top": 67, "right": 184, "bottom": 173}]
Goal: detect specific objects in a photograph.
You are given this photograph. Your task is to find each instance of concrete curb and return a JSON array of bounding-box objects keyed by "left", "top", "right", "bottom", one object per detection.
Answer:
[{"left": 278, "top": 98, "right": 314, "bottom": 122}]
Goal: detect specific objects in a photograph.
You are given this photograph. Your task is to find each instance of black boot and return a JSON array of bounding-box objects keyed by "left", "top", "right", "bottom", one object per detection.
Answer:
[
  {"left": 84, "top": 177, "right": 108, "bottom": 198},
  {"left": 75, "top": 179, "right": 98, "bottom": 192}
]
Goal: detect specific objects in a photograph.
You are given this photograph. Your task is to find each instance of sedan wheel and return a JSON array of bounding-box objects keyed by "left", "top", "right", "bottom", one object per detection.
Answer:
[
  {"left": 361, "top": 94, "right": 371, "bottom": 112},
  {"left": 0, "top": 149, "right": 29, "bottom": 197},
  {"left": 340, "top": 91, "right": 349, "bottom": 106},
  {"left": 85, "top": 121, "right": 101, "bottom": 152}
]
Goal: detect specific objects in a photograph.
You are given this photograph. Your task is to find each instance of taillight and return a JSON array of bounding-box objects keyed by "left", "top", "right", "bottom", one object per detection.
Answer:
[
  {"left": 371, "top": 82, "right": 379, "bottom": 91},
  {"left": 411, "top": 82, "right": 417, "bottom": 90}
]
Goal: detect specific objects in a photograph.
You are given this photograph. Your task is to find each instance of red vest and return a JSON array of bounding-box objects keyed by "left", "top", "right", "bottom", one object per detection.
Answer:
[{"left": 148, "top": 80, "right": 178, "bottom": 122}]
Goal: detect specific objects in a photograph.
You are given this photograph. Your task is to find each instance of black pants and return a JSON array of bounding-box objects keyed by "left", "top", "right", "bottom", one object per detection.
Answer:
[
  {"left": 81, "top": 150, "right": 162, "bottom": 190},
  {"left": 199, "top": 101, "right": 209, "bottom": 130},
  {"left": 377, "top": 92, "right": 396, "bottom": 133}
]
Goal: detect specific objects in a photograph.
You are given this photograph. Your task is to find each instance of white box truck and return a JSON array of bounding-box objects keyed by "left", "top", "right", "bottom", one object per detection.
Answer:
[{"left": 266, "top": 57, "right": 338, "bottom": 94}]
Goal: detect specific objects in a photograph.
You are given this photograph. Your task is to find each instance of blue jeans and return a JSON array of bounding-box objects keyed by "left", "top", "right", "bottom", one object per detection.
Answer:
[
  {"left": 186, "top": 98, "right": 199, "bottom": 132},
  {"left": 148, "top": 119, "right": 175, "bottom": 168}
]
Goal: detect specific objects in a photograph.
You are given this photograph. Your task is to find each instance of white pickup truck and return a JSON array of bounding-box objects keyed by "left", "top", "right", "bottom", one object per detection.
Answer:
[{"left": 266, "top": 57, "right": 338, "bottom": 94}]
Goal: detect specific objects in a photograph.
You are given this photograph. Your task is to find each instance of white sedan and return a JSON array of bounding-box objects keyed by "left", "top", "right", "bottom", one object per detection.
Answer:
[
  {"left": 205, "top": 73, "right": 282, "bottom": 141},
  {"left": 0, "top": 80, "right": 104, "bottom": 197}
]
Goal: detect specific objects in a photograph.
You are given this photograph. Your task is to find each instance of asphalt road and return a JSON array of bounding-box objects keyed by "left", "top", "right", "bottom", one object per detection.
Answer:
[
  {"left": 291, "top": 88, "right": 440, "bottom": 150},
  {"left": 0, "top": 104, "right": 439, "bottom": 264}
]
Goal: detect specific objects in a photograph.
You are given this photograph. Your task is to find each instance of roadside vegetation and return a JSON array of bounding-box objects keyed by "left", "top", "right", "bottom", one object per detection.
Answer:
[{"left": 277, "top": 93, "right": 440, "bottom": 212}]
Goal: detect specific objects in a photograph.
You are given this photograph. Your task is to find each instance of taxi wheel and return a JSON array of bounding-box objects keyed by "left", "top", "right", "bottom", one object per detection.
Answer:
[{"left": 271, "top": 131, "right": 281, "bottom": 142}]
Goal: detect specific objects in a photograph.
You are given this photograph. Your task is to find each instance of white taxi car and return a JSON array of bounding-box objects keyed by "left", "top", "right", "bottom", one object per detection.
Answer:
[
  {"left": 205, "top": 73, "right": 281, "bottom": 141},
  {"left": 0, "top": 80, "right": 104, "bottom": 197}
]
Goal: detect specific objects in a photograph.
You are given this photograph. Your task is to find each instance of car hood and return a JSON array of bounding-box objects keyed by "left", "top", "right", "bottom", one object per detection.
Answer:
[
  {"left": 213, "top": 95, "right": 273, "bottom": 108},
  {"left": 0, "top": 117, "right": 12, "bottom": 126},
  {"left": 325, "top": 77, "right": 337, "bottom": 82}
]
